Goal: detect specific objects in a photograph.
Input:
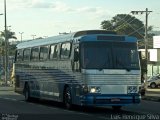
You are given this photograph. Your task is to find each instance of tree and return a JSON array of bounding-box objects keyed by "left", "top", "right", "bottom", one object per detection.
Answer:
[
  {"left": 0, "top": 29, "right": 17, "bottom": 40},
  {"left": 101, "top": 14, "right": 154, "bottom": 45},
  {"left": 0, "top": 30, "right": 17, "bottom": 56}
]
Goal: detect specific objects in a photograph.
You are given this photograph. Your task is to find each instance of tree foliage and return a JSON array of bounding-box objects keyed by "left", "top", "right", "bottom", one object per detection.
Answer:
[
  {"left": 101, "top": 14, "right": 145, "bottom": 38},
  {"left": 101, "top": 14, "right": 154, "bottom": 48},
  {"left": 0, "top": 30, "right": 17, "bottom": 56},
  {"left": 1, "top": 30, "right": 17, "bottom": 40}
]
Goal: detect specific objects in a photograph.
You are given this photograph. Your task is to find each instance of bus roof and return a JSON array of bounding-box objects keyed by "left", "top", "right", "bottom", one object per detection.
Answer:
[
  {"left": 16, "top": 30, "right": 137, "bottom": 49},
  {"left": 16, "top": 30, "right": 116, "bottom": 49}
]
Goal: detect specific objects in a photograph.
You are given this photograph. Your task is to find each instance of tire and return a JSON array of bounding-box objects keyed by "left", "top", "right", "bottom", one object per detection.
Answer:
[
  {"left": 24, "top": 84, "right": 32, "bottom": 102},
  {"left": 112, "top": 106, "right": 122, "bottom": 111},
  {"left": 64, "top": 87, "right": 72, "bottom": 109},
  {"left": 150, "top": 83, "right": 156, "bottom": 88}
]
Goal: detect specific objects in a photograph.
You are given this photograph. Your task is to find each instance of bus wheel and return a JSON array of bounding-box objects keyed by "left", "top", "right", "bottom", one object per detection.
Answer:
[
  {"left": 64, "top": 87, "right": 72, "bottom": 109},
  {"left": 112, "top": 106, "right": 122, "bottom": 111},
  {"left": 24, "top": 84, "right": 32, "bottom": 102}
]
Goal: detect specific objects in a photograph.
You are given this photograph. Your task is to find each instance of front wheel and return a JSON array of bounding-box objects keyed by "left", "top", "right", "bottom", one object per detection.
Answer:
[{"left": 64, "top": 87, "right": 72, "bottom": 109}]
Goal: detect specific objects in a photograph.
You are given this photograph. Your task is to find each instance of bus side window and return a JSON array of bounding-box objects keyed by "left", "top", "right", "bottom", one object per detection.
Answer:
[
  {"left": 40, "top": 46, "right": 49, "bottom": 60},
  {"left": 16, "top": 49, "right": 23, "bottom": 61},
  {"left": 50, "top": 44, "right": 58, "bottom": 59},
  {"left": 60, "top": 42, "right": 71, "bottom": 59},
  {"left": 23, "top": 48, "right": 31, "bottom": 61},
  {"left": 31, "top": 47, "right": 39, "bottom": 61}
]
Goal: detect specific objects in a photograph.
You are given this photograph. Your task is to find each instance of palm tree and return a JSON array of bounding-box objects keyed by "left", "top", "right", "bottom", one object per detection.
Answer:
[
  {"left": 0, "top": 29, "right": 17, "bottom": 40},
  {"left": 0, "top": 30, "right": 17, "bottom": 56}
]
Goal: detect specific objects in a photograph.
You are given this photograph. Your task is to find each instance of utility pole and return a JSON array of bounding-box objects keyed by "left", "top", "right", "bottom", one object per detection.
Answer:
[
  {"left": 131, "top": 8, "right": 152, "bottom": 81},
  {"left": 19, "top": 32, "right": 24, "bottom": 42},
  {"left": 4, "top": 0, "right": 8, "bottom": 85},
  {"left": 31, "top": 34, "right": 36, "bottom": 40}
]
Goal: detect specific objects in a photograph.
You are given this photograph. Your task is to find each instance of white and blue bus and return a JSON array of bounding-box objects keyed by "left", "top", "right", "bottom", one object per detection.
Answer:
[{"left": 13, "top": 30, "right": 141, "bottom": 109}]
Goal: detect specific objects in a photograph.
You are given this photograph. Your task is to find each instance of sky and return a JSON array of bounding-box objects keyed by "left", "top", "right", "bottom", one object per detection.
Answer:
[{"left": 0, "top": 0, "right": 160, "bottom": 41}]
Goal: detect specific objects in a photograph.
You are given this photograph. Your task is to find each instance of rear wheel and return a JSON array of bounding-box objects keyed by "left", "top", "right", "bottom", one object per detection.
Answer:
[{"left": 64, "top": 87, "right": 72, "bottom": 109}]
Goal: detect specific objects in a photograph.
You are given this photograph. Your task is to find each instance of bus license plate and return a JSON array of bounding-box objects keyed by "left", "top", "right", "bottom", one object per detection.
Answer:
[{"left": 111, "top": 98, "right": 120, "bottom": 102}]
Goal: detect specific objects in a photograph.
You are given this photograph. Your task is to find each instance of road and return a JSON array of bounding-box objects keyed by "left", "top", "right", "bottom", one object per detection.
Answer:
[{"left": 0, "top": 87, "right": 160, "bottom": 120}]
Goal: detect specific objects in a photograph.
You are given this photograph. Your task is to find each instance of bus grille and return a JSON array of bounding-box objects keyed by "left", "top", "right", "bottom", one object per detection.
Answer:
[{"left": 84, "top": 74, "right": 141, "bottom": 85}]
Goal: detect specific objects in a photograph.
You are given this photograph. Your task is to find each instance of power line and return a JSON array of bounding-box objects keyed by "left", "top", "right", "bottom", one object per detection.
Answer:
[
  {"left": 114, "top": 16, "right": 144, "bottom": 38},
  {"left": 114, "top": 14, "right": 134, "bottom": 31},
  {"left": 128, "top": 26, "right": 144, "bottom": 36},
  {"left": 105, "top": 14, "right": 130, "bottom": 30},
  {"left": 105, "top": 13, "right": 144, "bottom": 38},
  {"left": 114, "top": 16, "right": 137, "bottom": 31}
]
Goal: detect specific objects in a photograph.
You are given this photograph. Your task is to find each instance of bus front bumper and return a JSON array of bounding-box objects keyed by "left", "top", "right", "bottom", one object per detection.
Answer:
[{"left": 80, "top": 94, "right": 141, "bottom": 106}]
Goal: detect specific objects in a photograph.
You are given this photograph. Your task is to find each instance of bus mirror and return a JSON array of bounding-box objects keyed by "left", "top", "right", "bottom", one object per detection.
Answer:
[{"left": 74, "top": 51, "right": 79, "bottom": 62}]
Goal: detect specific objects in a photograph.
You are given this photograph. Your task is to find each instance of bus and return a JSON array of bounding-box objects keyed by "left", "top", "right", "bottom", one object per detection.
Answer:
[{"left": 13, "top": 30, "right": 141, "bottom": 110}]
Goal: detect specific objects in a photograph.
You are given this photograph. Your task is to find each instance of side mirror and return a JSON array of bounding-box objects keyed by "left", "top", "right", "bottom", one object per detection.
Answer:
[{"left": 74, "top": 51, "right": 79, "bottom": 62}]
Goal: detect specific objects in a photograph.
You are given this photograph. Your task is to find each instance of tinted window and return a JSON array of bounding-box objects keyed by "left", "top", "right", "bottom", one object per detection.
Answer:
[
  {"left": 16, "top": 49, "right": 23, "bottom": 61},
  {"left": 40, "top": 46, "right": 49, "bottom": 60},
  {"left": 81, "top": 42, "right": 139, "bottom": 70},
  {"left": 23, "top": 48, "right": 30, "bottom": 61},
  {"left": 50, "top": 45, "right": 59, "bottom": 59},
  {"left": 60, "top": 42, "right": 71, "bottom": 59},
  {"left": 31, "top": 47, "right": 39, "bottom": 61}
]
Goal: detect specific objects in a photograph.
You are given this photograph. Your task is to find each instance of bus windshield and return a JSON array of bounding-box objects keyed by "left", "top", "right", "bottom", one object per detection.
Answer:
[{"left": 81, "top": 42, "right": 139, "bottom": 70}]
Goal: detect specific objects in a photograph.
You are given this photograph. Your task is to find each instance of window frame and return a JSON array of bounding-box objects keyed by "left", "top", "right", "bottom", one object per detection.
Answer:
[
  {"left": 60, "top": 42, "right": 72, "bottom": 59},
  {"left": 40, "top": 45, "right": 49, "bottom": 61},
  {"left": 49, "top": 44, "right": 59, "bottom": 60},
  {"left": 16, "top": 49, "right": 23, "bottom": 62},
  {"left": 23, "top": 48, "right": 31, "bottom": 61},
  {"left": 31, "top": 47, "right": 40, "bottom": 61}
]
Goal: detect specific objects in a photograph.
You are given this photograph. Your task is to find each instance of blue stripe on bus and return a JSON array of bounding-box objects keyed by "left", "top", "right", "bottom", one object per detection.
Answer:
[{"left": 80, "top": 94, "right": 141, "bottom": 106}]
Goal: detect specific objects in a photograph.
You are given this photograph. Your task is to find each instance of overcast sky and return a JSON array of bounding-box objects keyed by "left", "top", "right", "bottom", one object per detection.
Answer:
[{"left": 0, "top": 0, "right": 160, "bottom": 41}]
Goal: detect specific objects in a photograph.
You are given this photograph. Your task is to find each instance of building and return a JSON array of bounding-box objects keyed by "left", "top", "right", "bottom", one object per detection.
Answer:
[{"left": 147, "top": 36, "right": 160, "bottom": 77}]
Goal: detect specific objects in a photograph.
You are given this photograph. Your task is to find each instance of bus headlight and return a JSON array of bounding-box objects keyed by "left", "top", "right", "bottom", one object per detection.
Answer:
[
  {"left": 90, "top": 87, "right": 96, "bottom": 93},
  {"left": 90, "top": 86, "right": 101, "bottom": 93},
  {"left": 127, "top": 86, "right": 137, "bottom": 94}
]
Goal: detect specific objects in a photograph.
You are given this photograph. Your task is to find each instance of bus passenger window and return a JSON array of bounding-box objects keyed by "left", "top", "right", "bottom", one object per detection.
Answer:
[
  {"left": 31, "top": 47, "right": 39, "bottom": 61},
  {"left": 40, "top": 46, "right": 49, "bottom": 60},
  {"left": 50, "top": 45, "right": 58, "bottom": 59},
  {"left": 60, "top": 42, "right": 71, "bottom": 59},
  {"left": 17, "top": 49, "right": 23, "bottom": 61},
  {"left": 23, "top": 48, "right": 31, "bottom": 61}
]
